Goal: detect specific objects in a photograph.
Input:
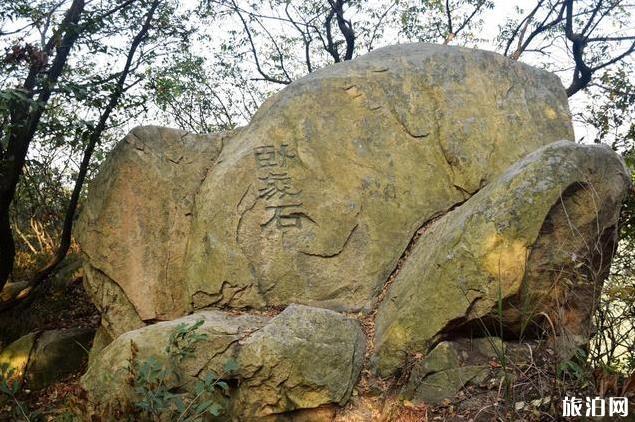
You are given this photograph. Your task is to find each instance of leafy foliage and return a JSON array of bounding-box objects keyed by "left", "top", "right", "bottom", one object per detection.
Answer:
[{"left": 126, "top": 320, "right": 236, "bottom": 421}]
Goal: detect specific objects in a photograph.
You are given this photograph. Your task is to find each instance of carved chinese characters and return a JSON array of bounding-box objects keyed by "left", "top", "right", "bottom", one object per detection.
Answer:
[{"left": 254, "top": 144, "right": 305, "bottom": 230}]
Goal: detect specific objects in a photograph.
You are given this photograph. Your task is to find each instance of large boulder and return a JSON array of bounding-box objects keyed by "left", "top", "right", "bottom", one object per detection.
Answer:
[
  {"left": 372, "top": 141, "right": 630, "bottom": 376},
  {"left": 184, "top": 44, "right": 573, "bottom": 314},
  {"left": 81, "top": 305, "right": 365, "bottom": 419},
  {"left": 78, "top": 44, "right": 573, "bottom": 338},
  {"left": 75, "top": 126, "right": 227, "bottom": 336}
]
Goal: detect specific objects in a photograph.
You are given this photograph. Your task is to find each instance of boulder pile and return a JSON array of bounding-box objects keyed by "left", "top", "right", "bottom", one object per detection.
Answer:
[{"left": 75, "top": 43, "right": 631, "bottom": 419}]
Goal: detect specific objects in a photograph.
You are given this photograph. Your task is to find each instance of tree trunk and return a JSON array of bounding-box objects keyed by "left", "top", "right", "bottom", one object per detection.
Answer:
[
  {"left": 0, "top": 0, "right": 85, "bottom": 290},
  {"left": 28, "top": 0, "right": 161, "bottom": 290}
]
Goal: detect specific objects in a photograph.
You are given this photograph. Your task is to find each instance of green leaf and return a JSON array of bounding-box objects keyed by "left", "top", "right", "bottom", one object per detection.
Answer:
[
  {"left": 217, "top": 380, "right": 229, "bottom": 393},
  {"left": 174, "top": 396, "right": 186, "bottom": 413},
  {"left": 195, "top": 400, "right": 214, "bottom": 414},
  {"left": 0, "top": 382, "right": 10, "bottom": 395},
  {"left": 194, "top": 381, "right": 205, "bottom": 395},
  {"left": 11, "top": 380, "right": 21, "bottom": 394},
  {"left": 223, "top": 359, "right": 239, "bottom": 374},
  {"left": 208, "top": 402, "right": 223, "bottom": 416}
]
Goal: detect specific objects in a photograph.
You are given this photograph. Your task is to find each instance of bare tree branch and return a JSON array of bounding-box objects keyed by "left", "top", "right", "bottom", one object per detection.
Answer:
[
  {"left": 503, "top": 0, "right": 545, "bottom": 56},
  {"left": 448, "top": 0, "right": 487, "bottom": 44},
  {"left": 591, "top": 40, "right": 635, "bottom": 72},
  {"left": 23, "top": 0, "right": 163, "bottom": 302},
  {"left": 285, "top": 3, "right": 313, "bottom": 73},
  {"left": 510, "top": 1, "right": 567, "bottom": 59},
  {"left": 229, "top": 0, "right": 290, "bottom": 85},
  {"left": 368, "top": 0, "right": 398, "bottom": 51}
]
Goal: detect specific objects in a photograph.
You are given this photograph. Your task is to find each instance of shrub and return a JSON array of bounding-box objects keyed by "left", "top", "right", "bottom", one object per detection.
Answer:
[{"left": 126, "top": 320, "right": 237, "bottom": 421}]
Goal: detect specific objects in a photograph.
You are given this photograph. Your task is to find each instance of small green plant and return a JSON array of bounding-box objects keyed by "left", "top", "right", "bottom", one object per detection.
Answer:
[
  {"left": 557, "top": 348, "right": 589, "bottom": 382},
  {"left": 166, "top": 320, "right": 210, "bottom": 363},
  {"left": 127, "top": 320, "right": 237, "bottom": 421}
]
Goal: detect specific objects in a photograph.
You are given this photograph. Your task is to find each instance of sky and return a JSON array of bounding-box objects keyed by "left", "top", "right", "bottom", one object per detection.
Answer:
[{"left": 171, "top": 0, "right": 625, "bottom": 143}]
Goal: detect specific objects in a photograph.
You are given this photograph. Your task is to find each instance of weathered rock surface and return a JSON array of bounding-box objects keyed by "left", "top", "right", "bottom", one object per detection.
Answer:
[
  {"left": 78, "top": 44, "right": 573, "bottom": 338},
  {"left": 185, "top": 43, "right": 573, "bottom": 314},
  {"left": 75, "top": 125, "right": 227, "bottom": 332},
  {"left": 373, "top": 141, "right": 630, "bottom": 376},
  {"left": 401, "top": 338, "right": 502, "bottom": 404},
  {"left": 400, "top": 337, "right": 545, "bottom": 405},
  {"left": 82, "top": 305, "right": 365, "bottom": 419},
  {"left": 82, "top": 264, "right": 144, "bottom": 340},
  {"left": 82, "top": 310, "right": 266, "bottom": 411},
  {"left": 235, "top": 305, "right": 365, "bottom": 417},
  {"left": 74, "top": 43, "right": 632, "bottom": 418},
  {"left": 0, "top": 332, "right": 37, "bottom": 383},
  {"left": 0, "top": 328, "right": 94, "bottom": 390}
]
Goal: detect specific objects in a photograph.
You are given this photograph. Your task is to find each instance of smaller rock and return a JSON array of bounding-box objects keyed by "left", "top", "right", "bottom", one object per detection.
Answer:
[
  {"left": 0, "top": 328, "right": 94, "bottom": 391},
  {"left": 402, "top": 337, "right": 503, "bottom": 404},
  {"left": 26, "top": 328, "right": 95, "bottom": 390},
  {"left": 82, "top": 310, "right": 267, "bottom": 410},
  {"left": 0, "top": 332, "right": 37, "bottom": 383},
  {"left": 234, "top": 304, "right": 366, "bottom": 418},
  {"left": 83, "top": 305, "right": 366, "bottom": 420}
]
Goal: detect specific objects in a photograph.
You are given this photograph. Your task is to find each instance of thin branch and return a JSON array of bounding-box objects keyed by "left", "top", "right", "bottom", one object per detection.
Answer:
[
  {"left": 229, "top": 0, "right": 290, "bottom": 84},
  {"left": 253, "top": 13, "right": 292, "bottom": 82},
  {"left": 503, "top": 0, "right": 544, "bottom": 56},
  {"left": 368, "top": 0, "right": 397, "bottom": 51},
  {"left": 285, "top": 2, "right": 313, "bottom": 73},
  {"left": 591, "top": 40, "right": 635, "bottom": 72},
  {"left": 0, "top": 23, "right": 36, "bottom": 37},
  {"left": 450, "top": 0, "right": 487, "bottom": 43},
  {"left": 588, "top": 35, "right": 635, "bottom": 42},
  {"left": 513, "top": 1, "right": 567, "bottom": 59},
  {"left": 581, "top": 0, "right": 604, "bottom": 35}
]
